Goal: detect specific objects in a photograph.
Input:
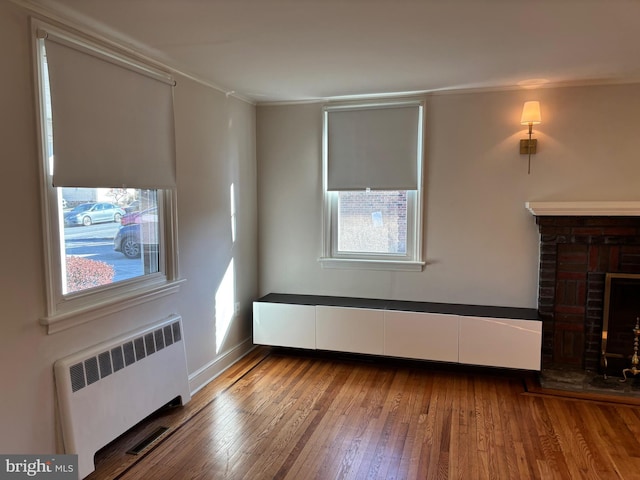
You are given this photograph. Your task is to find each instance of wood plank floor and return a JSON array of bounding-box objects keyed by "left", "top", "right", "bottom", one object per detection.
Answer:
[{"left": 105, "top": 349, "right": 640, "bottom": 479}]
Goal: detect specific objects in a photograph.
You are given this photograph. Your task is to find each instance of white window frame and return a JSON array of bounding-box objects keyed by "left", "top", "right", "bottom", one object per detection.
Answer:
[
  {"left": 32, "top": 20, "right": 182, "bottom": 334},
  {"left": 320, "top": 99, "right": 426, "bottom": 271}
]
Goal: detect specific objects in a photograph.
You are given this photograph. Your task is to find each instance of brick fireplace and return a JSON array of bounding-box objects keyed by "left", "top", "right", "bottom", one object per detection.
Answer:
[{"left": 528, "top": 202, "right": 640, "bottom": 374}]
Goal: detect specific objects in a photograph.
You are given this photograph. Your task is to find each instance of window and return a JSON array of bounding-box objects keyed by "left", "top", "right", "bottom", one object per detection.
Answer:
[
  {"left": 335, "top": 190, "right": 411, "bottom": 254},
  {"left": 34, "top": 21, "right": 180, "bottom": 333},
  {"left": 321, "top": 100, "right": 425, "bottom": 270},
  {"left": 59, "top": 188, "right": 159, "bottom": 294}
]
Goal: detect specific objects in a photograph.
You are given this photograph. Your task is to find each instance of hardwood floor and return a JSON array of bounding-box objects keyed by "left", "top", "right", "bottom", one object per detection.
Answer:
[{"left": 97, "top": 349, "right": 640, "bottom": 479}]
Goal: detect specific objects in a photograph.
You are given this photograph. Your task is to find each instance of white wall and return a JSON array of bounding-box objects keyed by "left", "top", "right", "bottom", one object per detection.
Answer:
[
  {"left": 0, "top": 2, "right": 257, "bottom": 455},
  {"left": 256, "top": 85, "right": 640, "bottom": 308},
  {"left": 174, "top": 77, "right": 258, "bottom": 385}
]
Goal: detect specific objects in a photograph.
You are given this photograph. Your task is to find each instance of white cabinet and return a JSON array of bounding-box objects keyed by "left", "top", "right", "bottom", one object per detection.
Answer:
[
  {"left": 253, "top": 297, "right": 541, "bottom": 371},
  {"left": 458, "top": 316, "right": 542, "bottom": 370},
  {"left": 253, "top": 302, "right": 316, "bottom": 349},
  {"left": 316, "top": 306, "right": 384, "bottom": 355},
  {"left": 384, "top": 311, "right": 459, "bottom": 362}
]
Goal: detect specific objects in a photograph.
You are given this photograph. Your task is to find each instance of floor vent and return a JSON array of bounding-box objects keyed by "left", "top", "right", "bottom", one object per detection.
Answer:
[{"left": 127, "top": 426, "right": 170, "bottom": 455}]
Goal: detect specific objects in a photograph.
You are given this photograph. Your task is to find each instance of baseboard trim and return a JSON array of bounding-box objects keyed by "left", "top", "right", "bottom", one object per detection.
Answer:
[{"left": 188, "top": 337, "right": 255, "bottom": 395}]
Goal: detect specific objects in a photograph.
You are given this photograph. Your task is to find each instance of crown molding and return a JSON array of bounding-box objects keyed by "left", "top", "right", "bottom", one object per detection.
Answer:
[
  {"left": 11, "top": 0, "right": 640, "bottom": 107},
  {"left": 9, "top": 0, "right": 255, "bottom": 105}
]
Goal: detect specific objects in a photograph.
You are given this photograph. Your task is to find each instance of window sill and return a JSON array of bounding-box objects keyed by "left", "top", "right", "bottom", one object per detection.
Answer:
[
  {"left": 40, "top": 278, "right": 186, "bottom": 334},
  {"left": 318, "top": 257, "right": 425, "bottom": 272}
]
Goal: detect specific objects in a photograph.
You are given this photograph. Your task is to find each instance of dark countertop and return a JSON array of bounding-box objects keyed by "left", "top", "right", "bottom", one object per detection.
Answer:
[{"left": 255, "top": 293, "right": 539, "bottom": 321}]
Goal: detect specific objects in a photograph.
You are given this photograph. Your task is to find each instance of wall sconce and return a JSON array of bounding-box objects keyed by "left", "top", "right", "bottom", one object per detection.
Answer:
[{"left": 520, "top": 101, "right": 542, "bottom": 174}]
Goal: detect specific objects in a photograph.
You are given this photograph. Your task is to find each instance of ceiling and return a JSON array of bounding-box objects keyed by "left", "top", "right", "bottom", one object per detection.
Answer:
[{"left": 28, "top": 0, "right": 640, "bottom": 103}]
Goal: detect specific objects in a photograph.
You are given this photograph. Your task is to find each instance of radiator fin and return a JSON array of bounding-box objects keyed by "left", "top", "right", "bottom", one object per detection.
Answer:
[
  {"left": 172, "top": 322, "right": 181, "bottom": 342},
  {"left": 134, "top": 337, "right": 146, "bottom": 361},
  {"left": 84, "top": 357, "right": 99, "bottom": 385},
  {"left": 98, "top": 351, "right": 112, "bottom": 378},
  {"left": 145, "top": 333, "right": 156, "bottom": 355},
  {"left": 123, "top": 341, "right": 135, "bottom": 366},
  {"left": 111, "top": 346, "right": 125, "bottom": 372},
  {"left": 155, "top": 329, "right": 165, "bottom": 350},
  {"left": 164, "top": 325, "right": 173, "bottom": 346},
  {"left": 69, "top": 363, "right": 85, "bottom": 393}
]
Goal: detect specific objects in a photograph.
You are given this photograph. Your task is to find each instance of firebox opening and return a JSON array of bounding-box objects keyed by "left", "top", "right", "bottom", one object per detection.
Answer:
[{"left": 602, "top": 273, "right": 640, "bottom": 377}]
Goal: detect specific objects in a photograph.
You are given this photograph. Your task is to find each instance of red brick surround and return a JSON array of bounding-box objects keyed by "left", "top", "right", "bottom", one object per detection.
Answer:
[{"left": 536, "top": 216, "right": 640, "bottom": 371}]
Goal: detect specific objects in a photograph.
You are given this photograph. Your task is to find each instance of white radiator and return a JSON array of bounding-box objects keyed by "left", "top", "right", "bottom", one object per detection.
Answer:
[{"left": 54, "top": 315, "right": 191, "bottom": 479}]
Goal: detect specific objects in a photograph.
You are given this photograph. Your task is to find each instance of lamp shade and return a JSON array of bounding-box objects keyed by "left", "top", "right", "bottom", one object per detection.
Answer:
[{"left": 520, "top": 101, "right": 541, "bottom": 125}]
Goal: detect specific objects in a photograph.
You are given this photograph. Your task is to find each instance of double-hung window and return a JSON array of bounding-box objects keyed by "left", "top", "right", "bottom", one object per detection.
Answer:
[
  {"left": 33, "top": 21, "right": 180, "bottom": 333},
  {"left": 321, "top": 100, "right": 425, "bottom": 271}
]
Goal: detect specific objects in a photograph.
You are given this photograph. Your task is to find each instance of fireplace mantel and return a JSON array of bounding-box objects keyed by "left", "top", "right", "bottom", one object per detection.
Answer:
[{"left": 526, "top": 201, "right": 640, "bottom": 217}]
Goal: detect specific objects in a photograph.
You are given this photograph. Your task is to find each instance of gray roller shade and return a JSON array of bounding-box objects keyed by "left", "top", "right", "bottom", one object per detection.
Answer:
[
  {"left": 42, "top": 30, "right": 176, "bottom": 189},
  {"left": 326, "top": 103, "right": 421, "bottom": 191}
]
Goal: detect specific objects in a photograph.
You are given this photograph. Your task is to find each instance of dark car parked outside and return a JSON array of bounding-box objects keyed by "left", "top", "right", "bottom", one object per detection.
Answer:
[{"left": 114, "top": 220, "right": 159, "bottom": 259}]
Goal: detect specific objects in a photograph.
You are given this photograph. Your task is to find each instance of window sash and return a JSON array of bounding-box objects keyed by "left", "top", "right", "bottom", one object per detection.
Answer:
[
  {"left": 42, "top": 184, "right": 178, "bottom": 330},
  {"left": 328, "top": 190, "right": 418, "bottom": 262},
  {"left": 58, "top": 189, "right": 162, "bottom": 296}
]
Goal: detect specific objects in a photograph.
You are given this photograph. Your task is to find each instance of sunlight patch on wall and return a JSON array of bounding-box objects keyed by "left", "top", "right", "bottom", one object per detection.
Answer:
[
  {"left": 230, "top": 183, "right": 236, "bottom": 243},
  {"left": 215, "top": 258, "right": 235, "bottom": 353}
]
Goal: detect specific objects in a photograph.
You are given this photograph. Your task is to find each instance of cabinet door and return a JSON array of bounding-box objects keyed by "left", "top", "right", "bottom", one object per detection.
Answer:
[
  {"left": 458, "top": 316, "right": 541, "bottom": 370},
  {"left": 253, "top": 302, "right": 316, "bottom": 349},
  {"left": 316, "top": 306, "right": 384, "bottom": 355},
  {"left": 384, "top": 311, "right": 458, "bottom": 362}
]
